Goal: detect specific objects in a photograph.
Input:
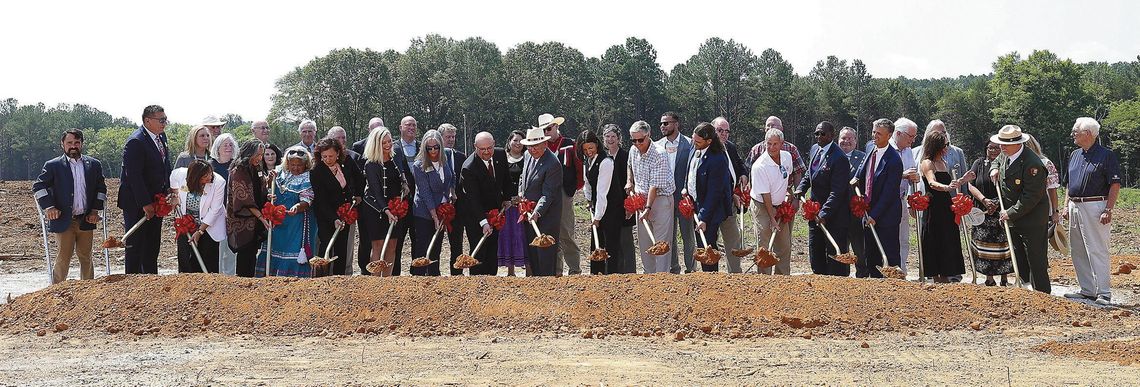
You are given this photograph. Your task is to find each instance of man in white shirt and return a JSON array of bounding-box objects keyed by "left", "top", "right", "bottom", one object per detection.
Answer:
[
  {"left": 655, "top": 112, "right": 695, "bottom": 273},
  {"left": 750, "top": 129, "right": 793, "bottom": 275},
  {"left": 891, "top": 118, "right": 921, "bottom": 273}
]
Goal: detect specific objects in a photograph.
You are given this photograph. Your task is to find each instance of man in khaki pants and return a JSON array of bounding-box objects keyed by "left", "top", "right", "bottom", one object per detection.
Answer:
[
  {"left": 750, "top": 128, "right": 794, "bottom": 274},
  {"left": 33, "top": 129, "right": 107, "bottom": 284}
]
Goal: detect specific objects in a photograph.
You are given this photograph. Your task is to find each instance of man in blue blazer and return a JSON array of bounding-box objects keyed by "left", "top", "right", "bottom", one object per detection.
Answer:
[
  {"left": 656, "top": 111, "right": 695, "bottom": 274},
  {"left": 118, "top": 105, "right": 173, "bottom": 274},
  {"left": 33, "top": 129, "right": 107, "bottom": 283},
  {"left": 686, "top": 123, "right": 734, "bottom": 272},
  {"left": 794, "top": 121, "right": 851, "bottom": 276},
  {"left": 851, "top": 118, "right": 904, "bottom": 278}
]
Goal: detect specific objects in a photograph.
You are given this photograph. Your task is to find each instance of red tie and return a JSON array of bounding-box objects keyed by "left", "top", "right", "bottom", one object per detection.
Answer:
[
  {"left": 487, "top": 161, "right": 494, "bottom": 178},
  {"left": 866, "top": 150, "right": 876, "bottom": 202}
]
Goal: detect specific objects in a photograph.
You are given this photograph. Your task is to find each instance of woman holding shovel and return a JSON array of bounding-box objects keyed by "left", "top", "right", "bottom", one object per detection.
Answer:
[
  {"left": 226, "top": 140, "right": 271, "bottom": 278},
  {"left": 311, "top": 138, "right": 362, "bottom": 276},
  {"left": 258, "top": 146, "right": 316, "bottom": 278},
  {"left": 410, "top": 130, "right": 454, "bottom": 277},
  {"left": 362, "top": 127, "right": 410, "bottom": 277},
  {"left": 579, "top": 129, "right": 621, "bottom": 275},
  {"left": 918, "top": 131, "right": 972, "bottom": 283},
  {"left": 170, "top": 160, "right": 226, "bottom": 273},
  {"left": 749, "top": 128, "right": 794, "bottom": 275}
]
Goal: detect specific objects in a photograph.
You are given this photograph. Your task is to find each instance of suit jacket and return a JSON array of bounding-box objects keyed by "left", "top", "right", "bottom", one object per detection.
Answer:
[
  {"left": 656, "top": 134, "right": 692, "bottom": 203},
  {"left": 693, "top": 149, "right": 734, "bottom": 227},
  {"left": 33, "top": 155, "right": 107, "bottom": 233},
  {"left": 169, "top": 168, "right": 227, "bottom": 242},
  {"left": 724, "top": 141, "right": 747, "bottom": 184},
  {"left": 990, "top": 150, "right": 1048, "bottom": 227},
  {"left": 293, "top": 141, "right": 316, "bottom": 154},
  {"left": 310, "top": 156, "right": 363, "bottom": 231},
  {"left": 520, "top": 149, "right": 563, "bottom": 220},
  {"left": 846, "top": 149, "right": 867, "bottom": 180},
  {"left": 460, "top": 149, "right": 508, "bottom": 228},
  {"left": 797, "top": 143, "right": 851, "bottom": 224},
  {"left": 118, "top": 127, "right": 171, "bottom": 214},
  {"left": 412, "top": 157, "right": 456, "bottom": 219},
  {"left": 853, "top": 145, "right": 903, "bottom": 224}
]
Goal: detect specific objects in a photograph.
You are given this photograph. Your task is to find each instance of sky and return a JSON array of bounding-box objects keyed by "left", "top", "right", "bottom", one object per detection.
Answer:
[{"left": 2, "top": 0, "right": 1137, "bottom": 126}]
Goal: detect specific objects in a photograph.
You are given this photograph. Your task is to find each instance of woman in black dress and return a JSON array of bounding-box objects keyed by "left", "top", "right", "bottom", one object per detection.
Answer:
[
  {"left": 361, "top": 127, "right": 411, "bottom": 276},
  {"left": 966, "top": 141, "right": 1014, "bottom": 286},
  {"left": 311, "top": 138, "right": 363, "bottom": 275},
  {"left": 918, "top": 131, "right": 973, "bottom": 283},
  {"left": 601, "top": 124, "right": 636, "bottom": 274}
]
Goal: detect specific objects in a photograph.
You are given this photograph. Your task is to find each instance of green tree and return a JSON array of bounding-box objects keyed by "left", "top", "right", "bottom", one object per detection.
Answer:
[
  {"left": 989, "top": 50, "right": 1092, "bottom": 164},
  {"left": 270, "top": 47, "right": 392, "bottom": 142},
  {"left": 591, "top": 37, "right": 667, "bottom": 130},
  {"left": 502, "top": 41, "right": 594, "bottom": 134},
  {"left": 1103, "top": 98, "right": 1140, "bottom": 186},
  {"left": 665, "top": 37, "right": 759, "bottom": 137}
]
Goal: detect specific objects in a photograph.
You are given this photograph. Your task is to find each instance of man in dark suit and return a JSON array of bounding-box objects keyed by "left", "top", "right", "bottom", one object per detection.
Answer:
[
  {"left": 794, "top": 121, "right": 851, "bottom": 277},
  {"left": 460, "top": 132, "right": 509, "bottom": 276},
  {"left": 851, "top": 119, "right": 904, "bottom": 278},
  {"left": 294, "top": 120, "right": 318, "bottom": 153},
  {"left": 34, "top": 128, "right": 107, "bottom": 283},
  {"left": 989, "top": 125, "right": 1050, "bottom": 293},
  {"left": 439, "top": 124, "right": 468, "bottom": 275},
  {"left": 118, "top": 105, "right": 172, "bottom": 274},
  {"left": 539, "top": 113, "right": 582, "bottom": 276},
  {"left": 687, "top": 123, "right": 735, "bottom": 272},
  {"left": 836, "top": 127, "right": 868, "bottom": 272},
  {"left": 519, "top": 126, "right": 564, "bottom": 277},
  {"left": 711, "top": 117, "right": 746, "bottom": 273}
]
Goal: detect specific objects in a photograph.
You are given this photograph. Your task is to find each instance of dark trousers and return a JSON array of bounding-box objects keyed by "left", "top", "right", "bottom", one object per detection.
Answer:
[
  {"left": 1010, "top": 225, "right": 1051, "bottom": 293},
  {"left": 595, "top": 220, "right": 625, "bottom": 274},
  {"left": 699, "top": 222, "right": 722, "bottom": 272},
  {"left": 235, "top": 240, "right": 259, "bottom": 277},
  {"left": 392, "top": 216, "right": 413, "bottom": 275},
  {"left": 176, "top": 234, "right": 219, "bottom": 273},
  {"left": 857, "top": 221, "right": 901, "bottom": 278},
  {"left": 526, "top": 215, "right": 560, "bottom": 277},
  {"left": 447, "top": 222, "right": 465, "bottom": 276},
  {"left": 123, "top": 210, "right": 161, "bottom": 274},
  {"left": 410, "top": 216, "right": 442, "bottom": 276},
  {"left": 848, "top": 215, "right": 867, "bottom": 275},
  {"left": 317, "top": 223, "right": 350, "bottom": 275},
  {"left": 808, "top": 220, "right": 850, "bottom": 277},
  {"left": 464, "top": 225, "right": 499, "bottom": 276}
]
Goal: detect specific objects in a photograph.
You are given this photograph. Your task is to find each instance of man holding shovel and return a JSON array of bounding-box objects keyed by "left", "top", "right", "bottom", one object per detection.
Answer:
[
  {"left": 850, "top": 119, "right": 904, "bottom": 278},
  {"left": 518, "top": 125, "right": 563, "bottom": 276},
  {"left": 795, "top": 121, "right": 852, "bottom": 277},
  {"left": 119, "top": 105, "right": 172, "bottom": 274},
  {"left": 749, "top": 128, "right": 793, "bottom": 275},
  {"left": 461, "top": 132, "right": 509, "bottom": 276},
  {"left": 988, "top": 125, "right": 1050, "bottom": 293}
]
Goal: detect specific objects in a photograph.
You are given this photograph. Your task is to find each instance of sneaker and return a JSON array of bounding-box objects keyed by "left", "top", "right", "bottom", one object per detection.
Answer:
[
  {"left": 1094, "top": 295, "right": 1112, "bottom": 306},
  {"left": 1063, "top": 292, "right": 1094, "bottom": 300}
]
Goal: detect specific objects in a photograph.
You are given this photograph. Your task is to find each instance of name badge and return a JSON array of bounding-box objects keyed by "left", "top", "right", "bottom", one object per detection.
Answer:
[{"left": 1014, "top": 179, "right": 1021, "bottom": 185}]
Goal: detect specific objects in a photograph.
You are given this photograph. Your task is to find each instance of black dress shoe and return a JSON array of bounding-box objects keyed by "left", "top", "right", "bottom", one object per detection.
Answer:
[
  {"left": 985, "top": 279, "right": 996, "bottom": 286},
  {"left": 1000, "top": 278, "right": 1009, "bottom": 287}
]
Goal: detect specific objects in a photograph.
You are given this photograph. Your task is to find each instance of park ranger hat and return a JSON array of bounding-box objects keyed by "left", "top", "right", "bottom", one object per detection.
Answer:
[
  {"left": 990, "top": 125, "right": 1030, "bottom": 145},
  {"left": 520, "top": 126, "right": 552, "bottom": 146}
]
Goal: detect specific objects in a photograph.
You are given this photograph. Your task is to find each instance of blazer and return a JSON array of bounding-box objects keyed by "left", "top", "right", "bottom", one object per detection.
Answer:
[
  {"left": 693, "top": 149, "right": 734, "bottom": 227},
  {"left": 33, "top": 155, "right": 107, "bottom": 233},
  {"left": 519, "top": 149, "right": 563, "bottom": 220},
  {"left": 656, "top": 134, "right": 692, "bottom": 203},
  {"left": 724, "top": 141, "right": 747, "bottom": 184},
  {"left": 412, "top": 156, "right": 456, "bottom": 219},
  {"left": 118, "top": 127, "right": 171, "bottom": 214},
  {"left": 990, "top": 150, "right": 1048, "bottom": 227},
  {"left": 796, "top": 143, "right": 851, "bottom": 225},
  {"left": 853, "top": 145, "right": 904, "bottom": 224},
  {"left": 310, "top": 156, "right": 363, "bottom": 230},
  {"left": 460, "top": 149, "right": 509, "bottom": 228},
  {"left": 169, "top": 168, "right": 227, "bottom": 242}
]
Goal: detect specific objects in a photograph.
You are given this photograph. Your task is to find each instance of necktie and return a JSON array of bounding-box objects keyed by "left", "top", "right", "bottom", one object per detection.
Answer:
[
  {"left": 866, "top": 149, "right": 877, "bottom": 202},
  {"left": 810, "top": 148, "right": 823, "bottom": 172},
  {"left": 487, "top": 160, "right": 494, "bottom": 179},
  {"left": 155, "top": 135, "right": 166, "bottom": 161}
]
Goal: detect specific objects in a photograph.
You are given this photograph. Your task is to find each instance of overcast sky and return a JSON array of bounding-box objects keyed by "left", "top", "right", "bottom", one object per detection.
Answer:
[{"left": 3, "top": 0, "right": 1136, "bottom": 126}]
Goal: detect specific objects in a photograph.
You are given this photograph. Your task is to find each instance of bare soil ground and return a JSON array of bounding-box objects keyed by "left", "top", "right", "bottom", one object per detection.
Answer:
[{"left": 2, "top": 180, "right": 1140, "bottom": 385}]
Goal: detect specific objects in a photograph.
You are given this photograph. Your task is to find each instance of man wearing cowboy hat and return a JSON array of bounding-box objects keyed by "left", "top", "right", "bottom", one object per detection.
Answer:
[
  {"left": 988, "top": 125, "right": 1050, "bottom": 293},
  {"left": 202, "top": 115, "right": 226, "bottom": 137},
  {"left": 1064, "top": 117, "right": 1121, "bottom": 305},
  {"left": 538, "top": 113, "right": 583, "bottom": 276},
  {"left": 518, "top": 125, "right": 564, "bottom": 276}
]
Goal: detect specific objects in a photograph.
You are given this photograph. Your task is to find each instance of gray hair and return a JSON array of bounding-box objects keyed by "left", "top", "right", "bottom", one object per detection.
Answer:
[
  {"left": 926, "top": 119, "right": 946, "bottom": 132},
  {"left": 711, "top": 116, "right": 729, "bottom": 129},
  {"left": 893, "top": 117, "right": 917, "bottom": 134},
  {"left": 210, "top": 133, "right": 239, "bottom": 161},
  {"left": 327, "top": 126, "right": 346, "bottom": 137},
  {"left": 1074, "top": 117, "right": 1100, "bottom": 137},
  {"left": 629, "top": 120, "right": 651, "bottom": 135},
  {"left": 873, "top": 118, "right": 895, "bottom": 132},
  {"left": 298, "top": 119, "right": 317, "bottom": 132},
  {"left": 839, "top": 126, "right": 857, "bottom": 140},
  {"left": 437, "top": 123, "right": 458, "bottom": 134},
  {"left": 765, "top": 128, "right": 784, "bottom": 141},
  {"left": 368, "top": 117, "right": 385, "bottom": 129}
]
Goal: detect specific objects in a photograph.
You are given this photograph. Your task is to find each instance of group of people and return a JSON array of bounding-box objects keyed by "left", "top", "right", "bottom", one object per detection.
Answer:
[{"left": 33, "top": 105, "right": 1122, "bottom": 304}]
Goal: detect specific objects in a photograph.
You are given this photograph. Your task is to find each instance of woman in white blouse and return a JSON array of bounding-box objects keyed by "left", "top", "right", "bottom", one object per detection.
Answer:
[
  {"left": 749, "top": 128, "right": 793, "bottom": 275},
  {"left": 169, "top": 159, "right": 227, "bottom": 273},
  {"left": 580, "top": 129, "right": 620, "bottom": 274}
]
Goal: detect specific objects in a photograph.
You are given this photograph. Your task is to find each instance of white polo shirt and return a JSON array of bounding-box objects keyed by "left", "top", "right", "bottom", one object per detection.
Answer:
[{"left": 750, "top": 150, "right": 792, "bottom": 205}]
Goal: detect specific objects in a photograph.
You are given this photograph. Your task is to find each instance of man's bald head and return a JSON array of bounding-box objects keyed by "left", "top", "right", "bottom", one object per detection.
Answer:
[{"left": 474, "top": 131, "right": 495, "bottom": 161}]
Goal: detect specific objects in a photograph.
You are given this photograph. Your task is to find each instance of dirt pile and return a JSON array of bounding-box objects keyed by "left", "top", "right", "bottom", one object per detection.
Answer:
[
  {"left": 0, "top": 273, "right": 1119, "bottom": 340},
  {"left": 1052, "top": 255, "right": 1140, "bottom": 290},
  {"left": 1037, "top": 337, "right": 1140, "bottom": 366}
]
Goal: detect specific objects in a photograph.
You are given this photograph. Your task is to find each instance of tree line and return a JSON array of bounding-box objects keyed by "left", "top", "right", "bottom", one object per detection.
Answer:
[{"left": 3, "top": 35, "right": 1138, "bottom": 186}]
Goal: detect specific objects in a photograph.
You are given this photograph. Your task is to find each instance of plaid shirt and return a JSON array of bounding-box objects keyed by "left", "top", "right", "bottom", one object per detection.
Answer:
[
  {"left": 748, "top": 142, "right": 805, "bottom": 177},
  {"left": 630, "top": 145, "right": 674, "bottom": 196}
]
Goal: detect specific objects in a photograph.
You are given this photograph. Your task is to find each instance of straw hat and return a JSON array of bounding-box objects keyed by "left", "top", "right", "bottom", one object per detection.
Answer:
[
  {"left": 519, "top": 126, "right": 551, "bottom": 146},
  {"left": 1049, "top": 221, "right": 1069, "bottom": 252},
  {"left": 202, "top": 115, "right": 226, "bottom": 126},
  {"left": 537, "top": 113, "right": 565, "bottom": 128},
  {"left": 990, "top": 125, "right": 1029, "bottom": 145}
]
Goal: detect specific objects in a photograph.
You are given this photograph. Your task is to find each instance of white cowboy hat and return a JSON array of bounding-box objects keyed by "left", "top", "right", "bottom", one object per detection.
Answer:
[
  {"left": 520, "top": 126, "right": 552, "bottom": 146},
  {"left": 537, "top": 113, "right": 565, "bottom": 128},
  {"left": 202, "top": 115, "right": 226, "bottom": 126},
  {"left": 990, "top": 125, "right": 1029, "bottom": 145}
]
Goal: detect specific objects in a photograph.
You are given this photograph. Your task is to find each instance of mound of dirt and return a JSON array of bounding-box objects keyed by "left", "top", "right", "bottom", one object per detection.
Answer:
[
  {"left": 1037, "top": 337, "right": 1140, "bottom": 366},
  {"left": 0, "top": 273, "right": 1120, "bottom": 340},
  {"left": 1052, "top": 255, "right": 1140, "bottom": 290}
]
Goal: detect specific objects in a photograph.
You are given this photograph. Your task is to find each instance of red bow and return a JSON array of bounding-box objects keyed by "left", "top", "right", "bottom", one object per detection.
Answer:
[
  {"left": 678, "top": 194, "right": 695, "bottom": 219},
  {"left": 173, "top": 214, "right": 197, "bottom": 241},
  {"left": 261, "top": 202, "right": 287, "bottom": 226},
  {"left": 775, "top": 202, "right": 796, "bottom": 224},
  {"left": 387, "top": 197, "right": 409, "bottom": 219},
  {"left": 487, "top": 209, "right": 506, "bottom": 230},
  {"left": 850, "top": 195, "right": 870, "bottom": 218},
  {"left": 907, "top": 192, "right": 931, "bottom": 211},
  {"left": 153, "top": 193, "right": 173, "bottom": 218},
  {"left": 517, "top": 199, "right": 537, "bottom": 223},
  {"left": 802, "top": 199, "right": 822, "bottom": 222},
  {"left": 734, "top": 186, "right": 750, "bottom": 210},
  {"left": 623, "top": 193, "right": 647, "bottom": 214},
  {"left": 437, "top": 202, "right": 457, "bottom": 232},
  {"left": 950, "top": 193, "right": 974, "bottom": 225},
  {"left": 337, "top": 203, "right": 358, "bottom": 224}
]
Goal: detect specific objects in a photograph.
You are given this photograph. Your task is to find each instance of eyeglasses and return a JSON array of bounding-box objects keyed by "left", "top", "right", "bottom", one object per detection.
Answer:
[
  {"left": 631, "top": 137, "right": 647, "bottom": 144},
  {"left": 147, "top": 116, "right": 169, "bottom": 124},
  {"left": 813, "top": 131, "right": 824, "bottom": 136},
  {"left": 252, "top": 126, "right": 269, "bottom": 130},
  {"left": 426, "top": 145, "right": 440, "bottom": 151},
  {"left": 660, "top": 121, "right": 676, "bottom": 126},
  {"left": 287, "top": 150, "right": 306, "bottom": 156},
  {"left": 475, "top": 146, "right": 494, "bottom": 152},
  {"left": 716, "top": 129, "right": 730, "bottom": 134}
]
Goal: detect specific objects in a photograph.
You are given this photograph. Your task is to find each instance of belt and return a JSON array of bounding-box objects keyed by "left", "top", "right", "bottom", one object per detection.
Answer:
[{"left": 1070, "top": 196, "right": 1106, "bottom": 203}]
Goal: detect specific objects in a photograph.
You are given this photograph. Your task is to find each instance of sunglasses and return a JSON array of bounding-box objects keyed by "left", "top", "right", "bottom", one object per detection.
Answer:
[
  {"left": 147, "top": 116, "right": 169, "bottom": 124},
  {"left": 426, "top": 145, "right": 440, "bottom": 151},
  {"left": 631, "top": 137, "right": 647, "bottom": 144},
  {"left": 813, "top": 131, "right": 824, "bottom": 136}
]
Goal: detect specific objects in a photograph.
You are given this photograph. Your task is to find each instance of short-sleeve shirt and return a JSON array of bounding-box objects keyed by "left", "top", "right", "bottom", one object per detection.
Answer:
[
  {"left": 629, "top": 145, "right": 674, "bottom": 196},
  {"left": 1066, "top": 143, "right": 1121, "bottom": 197}
]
